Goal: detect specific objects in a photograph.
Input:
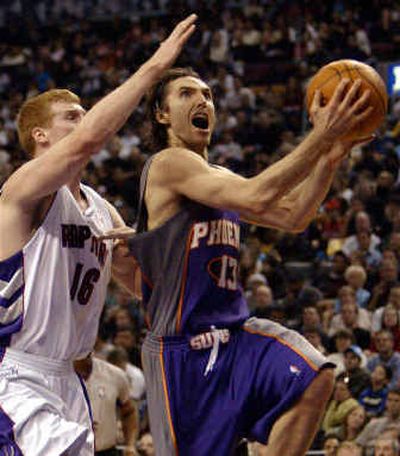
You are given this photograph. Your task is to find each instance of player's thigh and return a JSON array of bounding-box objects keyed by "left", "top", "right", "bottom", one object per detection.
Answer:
[{"left": 0, "top": 366, "right": 92, "bottom": 455}]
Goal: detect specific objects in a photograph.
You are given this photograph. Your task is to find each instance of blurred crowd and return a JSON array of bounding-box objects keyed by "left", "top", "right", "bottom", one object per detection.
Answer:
[{"left": 2, "top": 0, "right": 400, "bottom": 455}]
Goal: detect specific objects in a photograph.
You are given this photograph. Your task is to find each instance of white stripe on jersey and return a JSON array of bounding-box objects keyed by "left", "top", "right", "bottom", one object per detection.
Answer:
[
  {"left": 0, "top": 295, "right": 23, "bottom": 324},
  {"left": 0, "top": 269, "right": 23, "bottom": 299}
]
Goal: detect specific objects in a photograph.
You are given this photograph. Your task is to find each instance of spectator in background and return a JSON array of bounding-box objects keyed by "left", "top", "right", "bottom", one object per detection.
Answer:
[
  {"left": 330, "top": 405, "right": 367, "bottom": 443},
  {"left": 369, "top": 259, "right": 399, "bottom": 311},
  {"left": 348, "top": 229, "right": 383, "bottom": 270},
  {"left": 373, "top": 437, "right": 399, "bottom": 456},
  {"left": 356, "top": 389, "right": 400, "bottom": 450},
  {"left": 336, "top": 441, "right": 362, "bottom": 456},
  {"left": 344, "top": 265, "right": 370, "bottom": 309},
  {"left": 113, "top": 327, "right": 141, "bottom": 368},
  {"left": 343, "top": 211, "right": 381, "bottom": 252},
  {"left": 281, "top": 271, "right": 323, "bottom": 327},
  {"left": 359, "top": 364, "right": 391, "bottom": 418},
  {"left": 251, "top": 284, "right": 274, "bottom": 319},
  {"left": 371, "top": 304, "right": 400, "bottom": 352},
  {"left": 328, "top": 299, "right": 371, "bottom": 348},
  {"left": 299, "top": 304, "right": 324, "bottom": 332},
  {"left": 342, "top": 345, "right": 370, "bottom": 399},
  {"left": 313, "top": 251, "right": 348, "bottom": 299},
  {"left": 322, "top": 374, "right": 359, "bottom": 434},
  {"left": 372, "top": 284, "right": 400, "bottom": 332},
  {"left": 303, "top": 327, "right": 328, "bottom": 355},
  {"left": 74, "top": 354, "right": 137, "bottom": 456},
  {"left": 334, "top": 285, "right": 368, "bottom": 314},
  {"left": 94, "top": 325, "right": 116, "bottom": 361},
  {"left": 107, "top": 347, "right": 146, "bottom": 402},
  {"left": 137, "top": 432, "right": 155, "bottom": 456},
  {"left": 367, "top": 330, "right": 400, "bottom": 390},
  {"left": 327, "top": 329, "right": 356, "bottom": 376},
  {"left": 323, "top": 434, "right": 341, "bottom": 456},
  {"left": 245, "top": 272, "right": 268, "bottom": 311}
]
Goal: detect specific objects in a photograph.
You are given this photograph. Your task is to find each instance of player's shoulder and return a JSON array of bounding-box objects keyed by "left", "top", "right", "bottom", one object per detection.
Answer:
[
  {"left": 154, "top": 147, "right": 204, "bottom": 164},
  {"left": 211, "top": 163, "right": 235, "bottom": 175}
]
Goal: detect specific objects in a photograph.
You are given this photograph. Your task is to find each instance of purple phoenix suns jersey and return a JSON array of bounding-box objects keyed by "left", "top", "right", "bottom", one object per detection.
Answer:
[{"left": 129, "top": 157, "right": 249, "bottom": 336}]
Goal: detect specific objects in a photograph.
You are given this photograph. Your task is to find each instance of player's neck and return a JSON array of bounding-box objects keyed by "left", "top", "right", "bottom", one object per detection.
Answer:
[{"left": 169, "top": 137, "right": 208, "bottom": 161}]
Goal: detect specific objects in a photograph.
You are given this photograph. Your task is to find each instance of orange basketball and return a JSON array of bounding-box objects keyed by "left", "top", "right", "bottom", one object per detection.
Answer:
[{"left": 306, "top": 59, "right": 388, "bottom": 141}]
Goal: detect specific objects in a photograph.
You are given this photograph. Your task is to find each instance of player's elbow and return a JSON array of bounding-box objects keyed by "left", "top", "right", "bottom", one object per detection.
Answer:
[
  {"left": 290, "top": 214, "right": 310, "bottom": 233},
  {"left": 276, "top": 209, "right": 311, "bottom": 233},
  {"left": 71, "top": 126, "right": 106, "bottom": 158},
  {"left": 78, "top": 130, "right": 103, "bottom": 153}
]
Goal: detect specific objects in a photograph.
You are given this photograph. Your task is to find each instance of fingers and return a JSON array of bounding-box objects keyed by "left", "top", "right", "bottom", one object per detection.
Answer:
[
  {"left": 329, "top": 78, "right": 350, "bottom": 108},
  {"left": 354, "top": 105, "right": 374, "bottom": 123},
  {"left": 350, "top": 133, "right": 376, "bottom": 148},
  {"left": 169, "top": 14, "right": 197, "bottom": 40},
  {"left": 349, "top": 87, "right": 371, "bottom": 115},
  {"left": 309, "top": 89, "right": 321, "bottom": 123},
  {"left": 310, "top": 89, "right": 321, "bottom": 110},
  {"left": 179, "top": 23, "right": 196, "bottom": 45},
  {"left": 342, "top": 79, "right": 363, "bottom": 106},
  {"left": 98, "top": 227, "right": 136, "bottom": 241}
]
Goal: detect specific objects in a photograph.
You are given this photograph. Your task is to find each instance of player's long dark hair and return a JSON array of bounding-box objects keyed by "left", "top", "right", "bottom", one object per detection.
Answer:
[{"left": 145, "top": 67, "right": 200, "bottom": 152}]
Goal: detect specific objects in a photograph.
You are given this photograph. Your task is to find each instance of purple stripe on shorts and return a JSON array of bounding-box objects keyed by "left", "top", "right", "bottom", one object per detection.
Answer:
[
  {"left": 77, "top": 374, "right": 93, "bottom": 425},
  {"left": 0, "top": 406, "right": 24, "bottom": 455}
]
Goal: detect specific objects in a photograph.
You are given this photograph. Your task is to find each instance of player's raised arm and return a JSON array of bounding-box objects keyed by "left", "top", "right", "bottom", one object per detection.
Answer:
[
  {"left": 152, "top": 79, "right": 371, "bottom": 224},
  {"left": 1, "top": 14, "right": 197, "bottom": 208}
]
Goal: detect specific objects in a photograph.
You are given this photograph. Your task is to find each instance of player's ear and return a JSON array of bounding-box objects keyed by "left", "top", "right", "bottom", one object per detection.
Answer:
[
  {"left": 31, "top": 127, "right": 49, "bottom": 146},
  {"left": 155, "top": 106, "right": 170, "bottom": 125}
]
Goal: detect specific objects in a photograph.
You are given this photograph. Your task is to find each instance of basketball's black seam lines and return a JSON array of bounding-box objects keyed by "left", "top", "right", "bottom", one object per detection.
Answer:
[
  {"left": 307, "top": 68, "right": 341, "bottom": 109},
  {"left": 353, "top": 65, "right": 386, "bottom": 115}
]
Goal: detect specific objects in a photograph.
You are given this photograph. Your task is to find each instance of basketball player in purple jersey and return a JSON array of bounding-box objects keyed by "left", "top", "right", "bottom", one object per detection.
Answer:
[
  {"left": 107, "top": 69, "right": 373, "bottom": 455},
  {"left": 0, "top": 16, "right": 196, "bottom": 455}
]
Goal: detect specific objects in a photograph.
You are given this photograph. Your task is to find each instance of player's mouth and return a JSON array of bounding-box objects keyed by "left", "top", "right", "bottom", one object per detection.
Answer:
[{"left": 191, "top": 113, "right": 210, "bottom": 131}]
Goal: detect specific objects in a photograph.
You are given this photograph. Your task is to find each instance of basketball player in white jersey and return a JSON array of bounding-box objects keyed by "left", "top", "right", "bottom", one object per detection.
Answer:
[{"left": 0, "top": 14, "right": 197, "bottom": 455}]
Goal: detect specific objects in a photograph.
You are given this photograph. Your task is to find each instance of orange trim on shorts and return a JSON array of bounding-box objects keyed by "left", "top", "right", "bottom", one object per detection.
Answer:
[
  {"left": 159, "top": 339, "right": 179, "bottom": 455},
  {"left": 243, "top": 327, "right": 319, "bottom": 372},
  {"left": 175, "top": 228, "right": 194, "bottom": 333}
]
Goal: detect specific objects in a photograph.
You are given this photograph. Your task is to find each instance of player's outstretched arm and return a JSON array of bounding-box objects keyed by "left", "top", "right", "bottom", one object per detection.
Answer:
[
  {"left": 2, "top": 14, "right": 197, "bottom": 208},
  {"left": 240, "top": 141, "right": 354, "bottom": 232},
  {"left": 152, "top": 80, "right": 371, "bottom": 228}
]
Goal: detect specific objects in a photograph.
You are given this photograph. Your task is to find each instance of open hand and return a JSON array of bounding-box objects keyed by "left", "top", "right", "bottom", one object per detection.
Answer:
[
  {"left": 309, "top": 79, "right": 373, "bottom": 143},
  {"left": 148, "top": 14, "right": 197, "bottom": 71}
]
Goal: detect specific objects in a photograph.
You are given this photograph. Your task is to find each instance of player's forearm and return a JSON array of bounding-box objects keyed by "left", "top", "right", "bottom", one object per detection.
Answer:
[
  {"left": 122, "top": 410, "right": 138, "bottom": 448},
  {"left": 283, "top": 154, "right": 337, "bottom": 232},
  {"left": 78, "top": 61, "right": 163, "bottom": 150},
  {"left": 249, "top": 128, "right": 333, "bottom": 211}
]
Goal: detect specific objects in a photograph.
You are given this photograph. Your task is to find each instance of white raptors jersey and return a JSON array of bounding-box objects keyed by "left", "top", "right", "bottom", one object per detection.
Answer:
[{"left": 0, "top": 184, "right": 113, "bottom": 360}]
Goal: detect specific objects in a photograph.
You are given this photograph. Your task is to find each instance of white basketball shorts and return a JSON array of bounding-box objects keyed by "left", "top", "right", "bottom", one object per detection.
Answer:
[{"left": 0, "top": 347, "right": 94, "bottom": 455}]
